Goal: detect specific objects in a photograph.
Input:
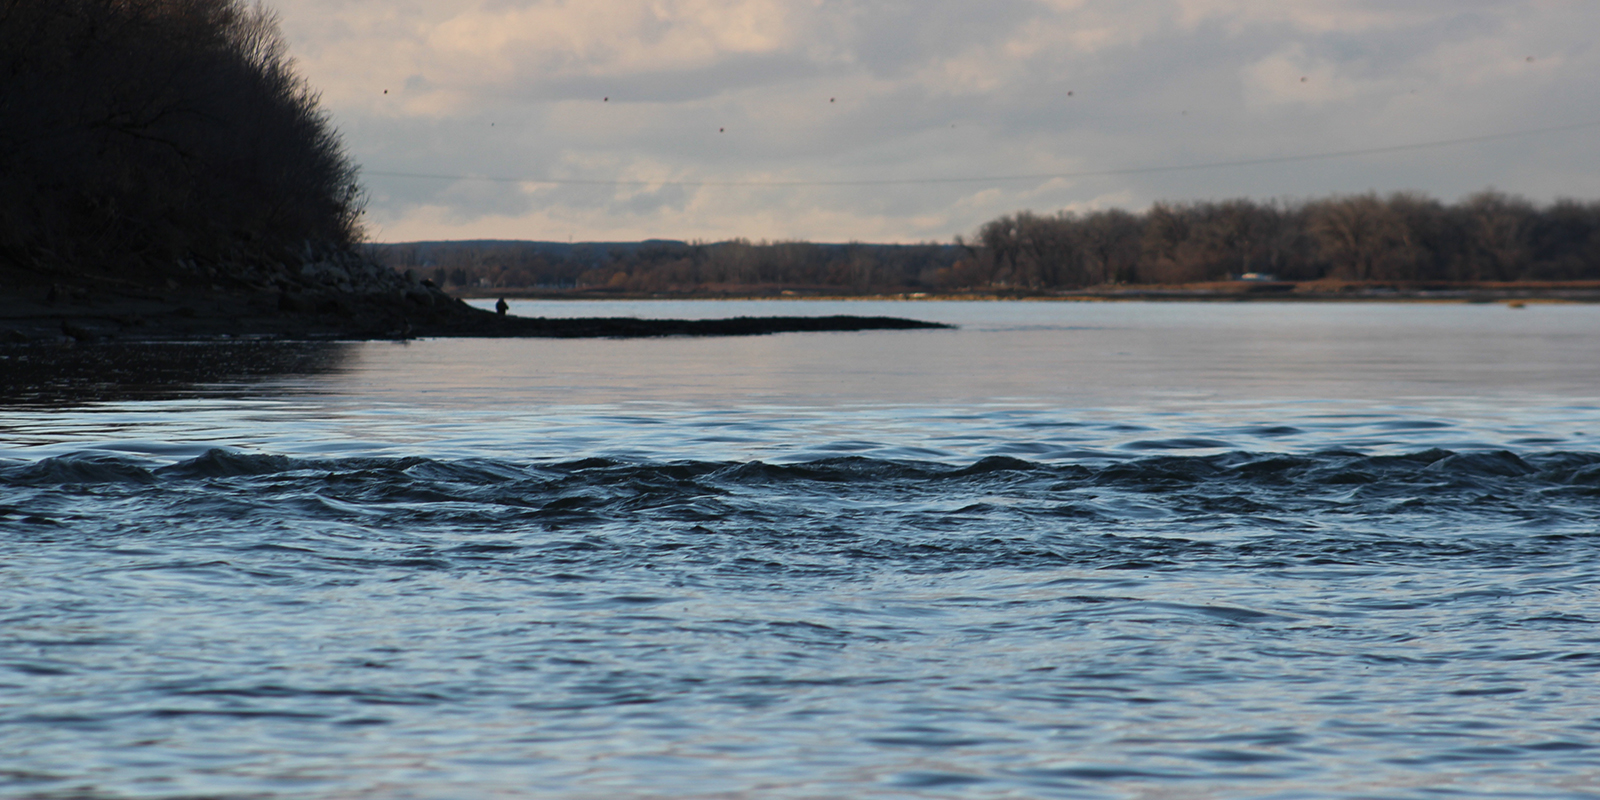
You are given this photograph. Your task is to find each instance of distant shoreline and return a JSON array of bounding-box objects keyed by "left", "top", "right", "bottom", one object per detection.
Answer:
[
  {"left": 452, "top": 280, "right": 1600, "bottom": 304},
  {"left": 5, "top": 276, "right": 1592, "bottom": 347}
]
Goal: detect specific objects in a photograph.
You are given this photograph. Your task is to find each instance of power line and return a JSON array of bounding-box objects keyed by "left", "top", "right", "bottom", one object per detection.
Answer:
[{"left": 363, "top": 119, "right": 1600, "bottom": 188}]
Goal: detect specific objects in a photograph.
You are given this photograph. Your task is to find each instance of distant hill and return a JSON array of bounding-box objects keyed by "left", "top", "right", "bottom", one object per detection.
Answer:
[
  {"left": 367, "top": 240, "right": 691, "bottom": 271},
  {"left": 366, "top": 239, "right": 964, "bottom": 293},
  {"left": 368, "top": 240, "right": 957, "bottom": 263}
]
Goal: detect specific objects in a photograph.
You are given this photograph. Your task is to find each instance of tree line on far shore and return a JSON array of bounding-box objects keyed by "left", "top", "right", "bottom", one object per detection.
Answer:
[
  {"left": 374, "top": 191, "right": 1600, "bottom": 293},
  {"left": 972, "top": 191, "right": 1600, "bottom": 288}
]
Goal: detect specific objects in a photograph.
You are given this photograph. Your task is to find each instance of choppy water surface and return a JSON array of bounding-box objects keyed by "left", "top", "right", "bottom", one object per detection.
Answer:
[{"left": 4, "top": 301, "right": 1600, "bottom": 799}]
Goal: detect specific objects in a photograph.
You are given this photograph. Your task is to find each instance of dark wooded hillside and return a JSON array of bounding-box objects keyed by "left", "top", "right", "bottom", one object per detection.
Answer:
[
  {"left": 0, "top": 0, "right": 514, "bottom": 341},
  {"left": 0, "top": 0, "right": 363, "bottom": 285}
]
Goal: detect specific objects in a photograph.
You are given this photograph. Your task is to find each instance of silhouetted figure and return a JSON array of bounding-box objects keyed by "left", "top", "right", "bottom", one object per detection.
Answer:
[
  {"left": 495, "top": 297, "right": 509, "bottom": 316},
  {"left": 61, "top": 320, "right": 93, "bottom": 342}
]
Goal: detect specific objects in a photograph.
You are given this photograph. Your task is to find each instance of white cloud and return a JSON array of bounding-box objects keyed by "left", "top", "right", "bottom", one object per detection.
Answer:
[
  {"left": 271, "top": 0, "right": 1600, "bottom": 242},
  {"left": 1171, "top": 0, "right": 1473, "bottom": 34},
  {"left": 1241, "top": 45, "right": 1374, "bottom": 109}
]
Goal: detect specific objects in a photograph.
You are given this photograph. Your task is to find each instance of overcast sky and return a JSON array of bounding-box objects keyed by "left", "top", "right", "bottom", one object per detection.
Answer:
[{"left": 271, "top": 0, "right": 1600, "bottom": 244}]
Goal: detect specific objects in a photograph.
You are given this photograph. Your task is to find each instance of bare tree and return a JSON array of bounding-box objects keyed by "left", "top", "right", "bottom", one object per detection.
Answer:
[
  {"left": 1075, "top": 209, "right": 1142, "bottom": 285},
  {"left": 1456, "top": 190, "right": 1535, "bottom": 281},
  {"left": 1306, "top": 195, "right": 1408, "bottom": 281}
]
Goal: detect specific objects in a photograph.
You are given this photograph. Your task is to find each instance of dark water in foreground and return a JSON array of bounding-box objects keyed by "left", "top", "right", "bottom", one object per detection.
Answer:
[{"left": 4, "top": 301, "right": 1600, "bottom": 799}]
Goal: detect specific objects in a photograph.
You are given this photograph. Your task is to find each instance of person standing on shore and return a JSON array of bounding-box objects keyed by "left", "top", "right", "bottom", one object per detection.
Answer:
[{"left": 495, "top": 298, "right": 509, "bottom": 316}]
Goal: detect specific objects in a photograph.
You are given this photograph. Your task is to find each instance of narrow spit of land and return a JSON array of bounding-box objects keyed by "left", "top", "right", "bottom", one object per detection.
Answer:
[
  {"left": 14, "top": 270, "right": 1600, "bottom": 345},
  {"left": 0, "top": 275, "right": 951, "bottom": 344}
]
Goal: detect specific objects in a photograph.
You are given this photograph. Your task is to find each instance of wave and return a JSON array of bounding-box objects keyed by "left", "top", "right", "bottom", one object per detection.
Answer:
[
  {"left": 5, "top": 449, "right": 1598, "bottom": 578},
  {"left": 6, "top": 446, "right": 1600, "bottom": 490}
]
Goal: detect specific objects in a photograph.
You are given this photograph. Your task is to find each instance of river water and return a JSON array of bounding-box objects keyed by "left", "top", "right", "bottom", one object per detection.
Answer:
[{"left": 3, "top": 300, "right": 1600, "bottom": 799}]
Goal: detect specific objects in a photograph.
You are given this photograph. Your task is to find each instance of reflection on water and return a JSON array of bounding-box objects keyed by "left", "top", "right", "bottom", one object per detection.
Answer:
[
  {"left": 0, "top": 341, "right": 355, "bottom": 406},
  {"left": 3, "top": 301, "right": 1597, "bottom": 462}
]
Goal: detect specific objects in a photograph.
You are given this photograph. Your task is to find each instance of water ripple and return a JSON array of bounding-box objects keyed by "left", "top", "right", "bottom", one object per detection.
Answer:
[{"left": 3, "top": 448, "right": 1600, "bottom": 797}]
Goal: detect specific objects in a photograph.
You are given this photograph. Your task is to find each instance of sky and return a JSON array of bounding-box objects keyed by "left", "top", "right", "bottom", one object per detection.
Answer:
[{"left": 270, "top": 0, "right": 1600, "bottom": 244}]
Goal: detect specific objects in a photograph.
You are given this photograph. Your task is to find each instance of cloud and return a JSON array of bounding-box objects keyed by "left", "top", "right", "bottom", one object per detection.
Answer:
[{"left": 272, "top": 0, "right": 1600, "bottom": 242}]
